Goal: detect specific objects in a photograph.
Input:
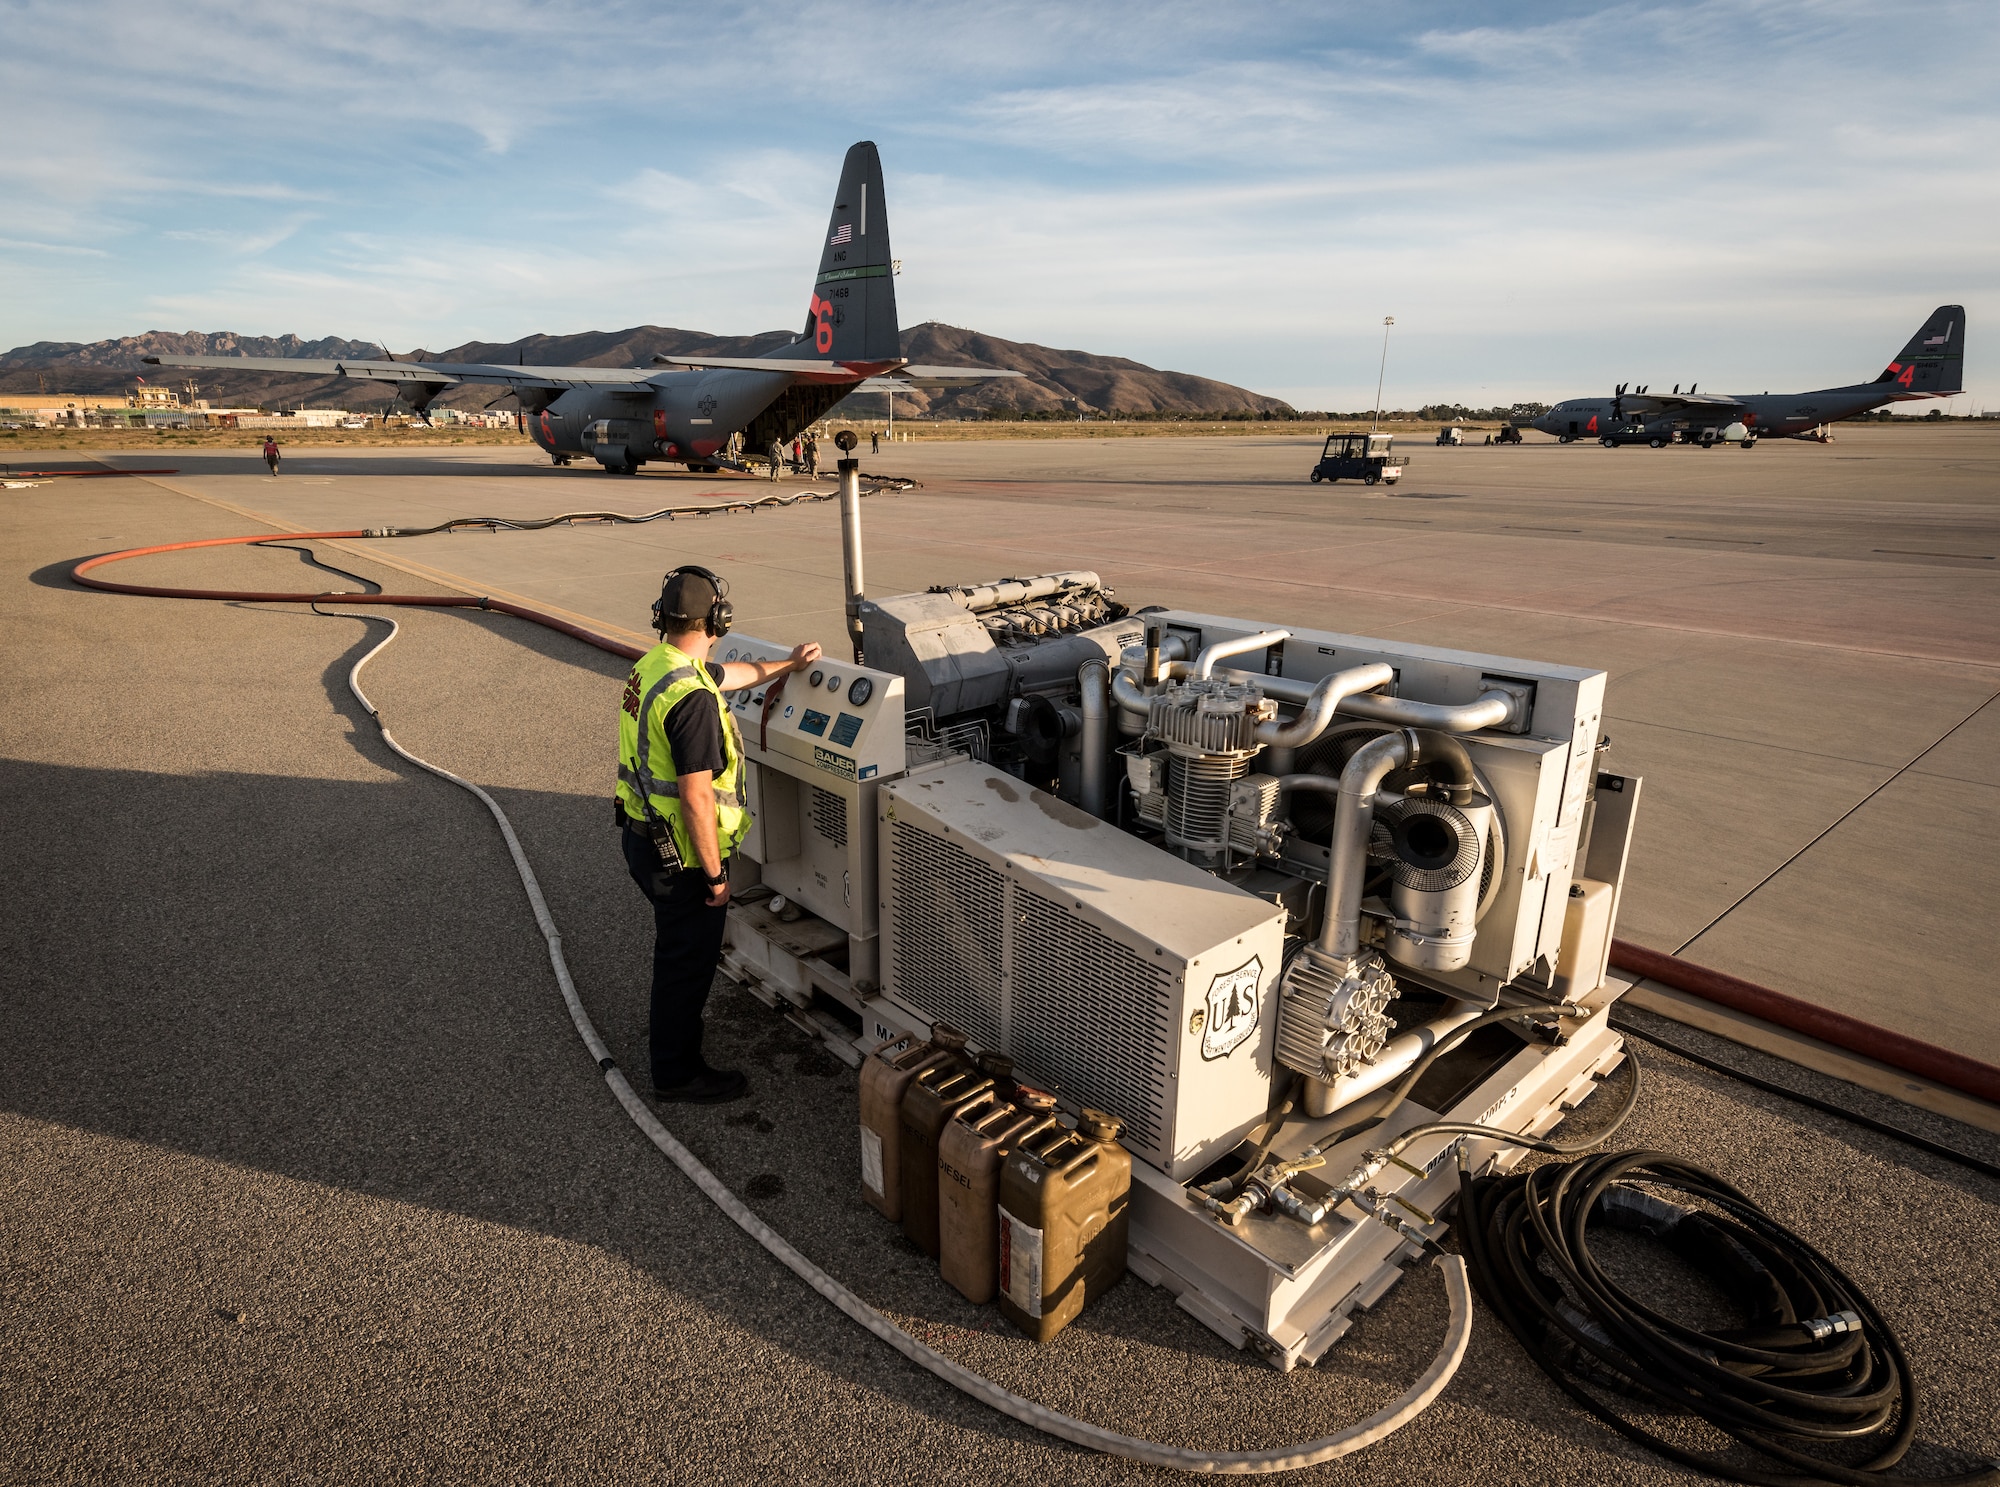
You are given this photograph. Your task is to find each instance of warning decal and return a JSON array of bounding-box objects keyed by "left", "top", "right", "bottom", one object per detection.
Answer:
[
  {"left": 998, "top": 1209, "right": 1044, "bottom": 1317},
  {"left": 859, "top": 1126, "right": 885, "bottom": 1197}
]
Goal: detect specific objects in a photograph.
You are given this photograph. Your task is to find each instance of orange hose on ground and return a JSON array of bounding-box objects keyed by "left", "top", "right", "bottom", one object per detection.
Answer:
[{"left": 70, "top": 531, "right": 646, "bottom": 661}]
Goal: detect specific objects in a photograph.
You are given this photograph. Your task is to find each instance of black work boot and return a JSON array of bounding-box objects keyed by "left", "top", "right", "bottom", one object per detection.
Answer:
[{"left": 654, "top": 1066, "right": 749, "bottom": 1104}]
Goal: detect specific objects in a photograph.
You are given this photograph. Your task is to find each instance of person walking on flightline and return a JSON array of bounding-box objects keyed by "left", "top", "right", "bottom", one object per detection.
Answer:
[
  {"left": 617, "top": 565, "right": 821, "bottom": 1103},
  {"left": 262, "top": 436, "right": 281, "bottom": 476}
]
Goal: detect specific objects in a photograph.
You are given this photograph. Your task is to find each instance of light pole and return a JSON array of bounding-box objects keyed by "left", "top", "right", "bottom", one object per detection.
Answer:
[
  {"left": 1371, "top": 316, "right": 1395, "bottom": 433},
  {"left": 887, "top": 258, "right": 902, "bottom": 442}
]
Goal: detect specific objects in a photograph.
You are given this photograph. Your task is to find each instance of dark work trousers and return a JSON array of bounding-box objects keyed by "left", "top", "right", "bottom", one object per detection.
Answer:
[{"left": 621, "top": 826, "right": 730, "bottom": 1087}]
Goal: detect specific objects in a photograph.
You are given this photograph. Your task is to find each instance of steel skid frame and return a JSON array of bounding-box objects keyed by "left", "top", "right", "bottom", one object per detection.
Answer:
[{"left": 722, "top": 896, "right": 1632, "bottom": 1372}]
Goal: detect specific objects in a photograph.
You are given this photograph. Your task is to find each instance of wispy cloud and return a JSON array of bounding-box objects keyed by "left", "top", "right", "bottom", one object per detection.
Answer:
[
  {"left": 163, "top": 214, "right": 318, "bottom": 256},
  {"left": 0, "top": 238, "right": 111, "bottom": 257},
  {"left": 0, "top": 0, "right": 1993, "bottom": 407}
]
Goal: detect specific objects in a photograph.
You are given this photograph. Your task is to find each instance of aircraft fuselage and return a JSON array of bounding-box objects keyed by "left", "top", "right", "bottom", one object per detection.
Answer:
[
  {"left": 527, "top": 366, "right": 852, "bottom": 468},
  {"left": 1532, "top": 382, "right": 1912, "bottom": 444}
]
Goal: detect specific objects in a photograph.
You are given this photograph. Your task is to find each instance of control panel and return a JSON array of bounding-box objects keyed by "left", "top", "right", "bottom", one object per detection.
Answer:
[{"left": 717, "top": 636, "right": 907, "bottom": 784}]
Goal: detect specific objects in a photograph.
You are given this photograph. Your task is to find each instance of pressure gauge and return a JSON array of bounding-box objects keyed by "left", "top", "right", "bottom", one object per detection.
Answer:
[
  {"left": 847, "top": 676, "right": 874, "bottom": 706},
  {"left": 808, "top": 669, "right": 824, "bottom": 688},
  {"left": 826, "top": 674, "right": 842, "bottom": 692}
]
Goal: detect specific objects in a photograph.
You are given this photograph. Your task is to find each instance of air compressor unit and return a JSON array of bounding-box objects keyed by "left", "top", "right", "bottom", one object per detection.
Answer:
[{"left": 718, "top": 486, "right": 1640, "bottom": 1367}]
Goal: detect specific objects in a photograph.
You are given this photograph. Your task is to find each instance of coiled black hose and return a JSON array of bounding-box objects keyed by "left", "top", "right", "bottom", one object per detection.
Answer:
[{"left": 1457, "top": 1150, "right": 2000, "bottom": 1486}]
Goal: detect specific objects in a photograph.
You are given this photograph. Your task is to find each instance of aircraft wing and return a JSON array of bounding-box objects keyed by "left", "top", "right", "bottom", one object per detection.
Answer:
[
  {"left": 899, "top": 364, "right": 1026, "bottom": 382},
  {"left": 1620, "top": 391, "right": 1746, "bottom": 415},
  {"left": 857, "top": 370, "right": 1029, "bottom": 390},
  {"left": 139, "top": 353, "right": 657, "bottom": 393},
  {"left": 653, "top": 354, "right": 1024, "bottom": 385}
]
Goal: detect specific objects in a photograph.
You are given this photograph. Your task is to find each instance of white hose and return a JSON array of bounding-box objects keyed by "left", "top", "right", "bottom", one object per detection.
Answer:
[{"left": 340, "top": 610, "right": 1472, "bottom": 1474}]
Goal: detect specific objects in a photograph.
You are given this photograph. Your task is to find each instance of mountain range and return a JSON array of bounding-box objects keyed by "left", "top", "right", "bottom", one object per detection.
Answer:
[{"left": 0, "top": 324, "right": 1293, "bottom": 418}]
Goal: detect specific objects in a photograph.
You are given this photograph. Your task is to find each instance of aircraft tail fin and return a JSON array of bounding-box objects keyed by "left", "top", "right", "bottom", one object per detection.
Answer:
[
  {"left": 1874, "top": 304, "right": 1964, "bottom": 395},
  {"left": 800, "top": 141, "right": 900, "bottom": 364}
]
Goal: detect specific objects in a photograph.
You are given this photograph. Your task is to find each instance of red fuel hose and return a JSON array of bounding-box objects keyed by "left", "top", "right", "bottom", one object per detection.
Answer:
[
  {"left": 1610, "top": 939, "right": 2000, "bottom": 1107},
  {"left": 70, "top": 531, "right": 646, "bottom": 661}
]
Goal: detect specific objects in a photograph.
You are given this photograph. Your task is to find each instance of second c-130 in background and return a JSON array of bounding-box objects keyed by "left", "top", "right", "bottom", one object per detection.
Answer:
[
  {"left": 144, "top": 142, "right": 1020, "bottom": 474},
  {"left": 1532, "top": 304, "right": 1965, "bottom": 448}
]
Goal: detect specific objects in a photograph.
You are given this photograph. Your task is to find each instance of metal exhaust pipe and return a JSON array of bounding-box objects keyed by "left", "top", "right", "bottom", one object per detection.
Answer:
[{"left": 838, "top": 457, "right": 865, "bottom": 663}]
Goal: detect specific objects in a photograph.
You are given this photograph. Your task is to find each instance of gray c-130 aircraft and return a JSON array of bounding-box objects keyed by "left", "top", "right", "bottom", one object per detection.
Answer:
[
  {"left": 1529, "top": 304, "right": 1965, "bottom": 448},
  {"left": 144, "top": 141, "right": 1021, "bottom": 474}
]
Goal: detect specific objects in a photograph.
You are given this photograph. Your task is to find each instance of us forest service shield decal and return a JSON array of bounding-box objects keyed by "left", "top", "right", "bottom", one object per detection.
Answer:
[{"left": 1201, "top": 956, "right": 1263, "bottom": 1061}]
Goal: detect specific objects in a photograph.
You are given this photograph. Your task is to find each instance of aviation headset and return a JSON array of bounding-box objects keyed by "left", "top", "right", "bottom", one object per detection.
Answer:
[{"left": 652, "top": 564, "right": 734, "bottom": 639}]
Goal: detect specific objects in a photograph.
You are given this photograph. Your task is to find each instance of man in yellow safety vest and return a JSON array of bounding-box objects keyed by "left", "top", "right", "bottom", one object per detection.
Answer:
[{"left": 617, "top": 565, "right": 820, "bottom": 1102}]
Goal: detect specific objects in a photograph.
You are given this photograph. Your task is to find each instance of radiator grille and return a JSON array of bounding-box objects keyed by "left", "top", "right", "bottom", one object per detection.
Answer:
[
  {"left": 887, "top": 822, "right": 1005, "bottom": 1048},
  {"left": 1011, "top": 887, "right": 1173, "bottom": 1155},
  {"left": 809, "top": 785, "right": 849, "bottom": 849}
]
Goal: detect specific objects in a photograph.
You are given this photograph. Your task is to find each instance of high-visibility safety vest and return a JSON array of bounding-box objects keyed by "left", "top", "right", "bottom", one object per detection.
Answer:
[{"left": 616, "top": 643, "right": 752, "bottom": 867}]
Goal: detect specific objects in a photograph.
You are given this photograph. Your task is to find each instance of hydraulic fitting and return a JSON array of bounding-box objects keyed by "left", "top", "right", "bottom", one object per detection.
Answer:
[{"left": 1802, "top": 1310, "right": 1863, "bottom": 1342}]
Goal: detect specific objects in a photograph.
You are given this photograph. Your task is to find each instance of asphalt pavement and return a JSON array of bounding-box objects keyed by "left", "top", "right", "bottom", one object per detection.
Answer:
[{"left": 2, "top": 458, "right": 1997, "bottom": 1485}]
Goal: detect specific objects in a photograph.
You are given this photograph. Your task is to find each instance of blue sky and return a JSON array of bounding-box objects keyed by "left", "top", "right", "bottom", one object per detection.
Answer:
[{"left": 3, "top": 0, "right": 1994, "bottom": 409}]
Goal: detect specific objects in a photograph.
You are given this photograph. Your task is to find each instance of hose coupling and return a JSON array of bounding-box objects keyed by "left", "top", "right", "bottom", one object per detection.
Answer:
[
  {"left": 1199, "top": 1184, "right": 1266, "bottom": 1227},
  {"left": 1266, "top": 1153, "right": 1326, "bottom": 1183},
  {"left": 1266, "top": 1183, "right": 1335, "bottom": 1228},
  {"left": 1348, "top": 1188, "right": 1438, "bottom": 1252},
  {"left": 1342, "top": 1148, "right": 1395, "bottom": 1191},
  {"left": 1369, "top": 1186, "right": 1437, "bottom": 1227},
  {"left": 1802, "top": 1310, "right": 1863, "bottom": 1342}
]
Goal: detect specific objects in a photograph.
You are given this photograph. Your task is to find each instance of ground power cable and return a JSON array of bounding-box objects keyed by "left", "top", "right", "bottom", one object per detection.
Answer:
[{"left": 1457, "top": 1150, "right": 2000, "bottom": 1487}]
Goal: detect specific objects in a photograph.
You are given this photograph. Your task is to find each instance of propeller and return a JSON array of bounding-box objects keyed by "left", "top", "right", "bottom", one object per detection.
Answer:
[{"left": 1613, "top": 381, "right": 1627, "bottom": 420}]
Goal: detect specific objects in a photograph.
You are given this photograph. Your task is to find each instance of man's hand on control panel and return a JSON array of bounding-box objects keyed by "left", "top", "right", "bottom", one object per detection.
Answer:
[{"left": 720, "top": 640, "right": 825, "bottom": 692}]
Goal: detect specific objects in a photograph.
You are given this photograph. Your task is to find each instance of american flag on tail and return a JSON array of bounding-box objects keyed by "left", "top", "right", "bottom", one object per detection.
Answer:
[{"left": 829, "top": 223, "right": 852, "bottom": 245}]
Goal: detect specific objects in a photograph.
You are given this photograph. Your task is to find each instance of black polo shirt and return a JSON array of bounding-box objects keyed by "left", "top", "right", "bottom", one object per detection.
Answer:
[{"left": 663, "top": 662, "right": 728, "bottom": 777}]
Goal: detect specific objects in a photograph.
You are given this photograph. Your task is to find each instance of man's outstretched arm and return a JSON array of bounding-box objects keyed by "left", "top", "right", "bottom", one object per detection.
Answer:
[{"left": 716, "top": 641, "right": 821, "bottom": 692}]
